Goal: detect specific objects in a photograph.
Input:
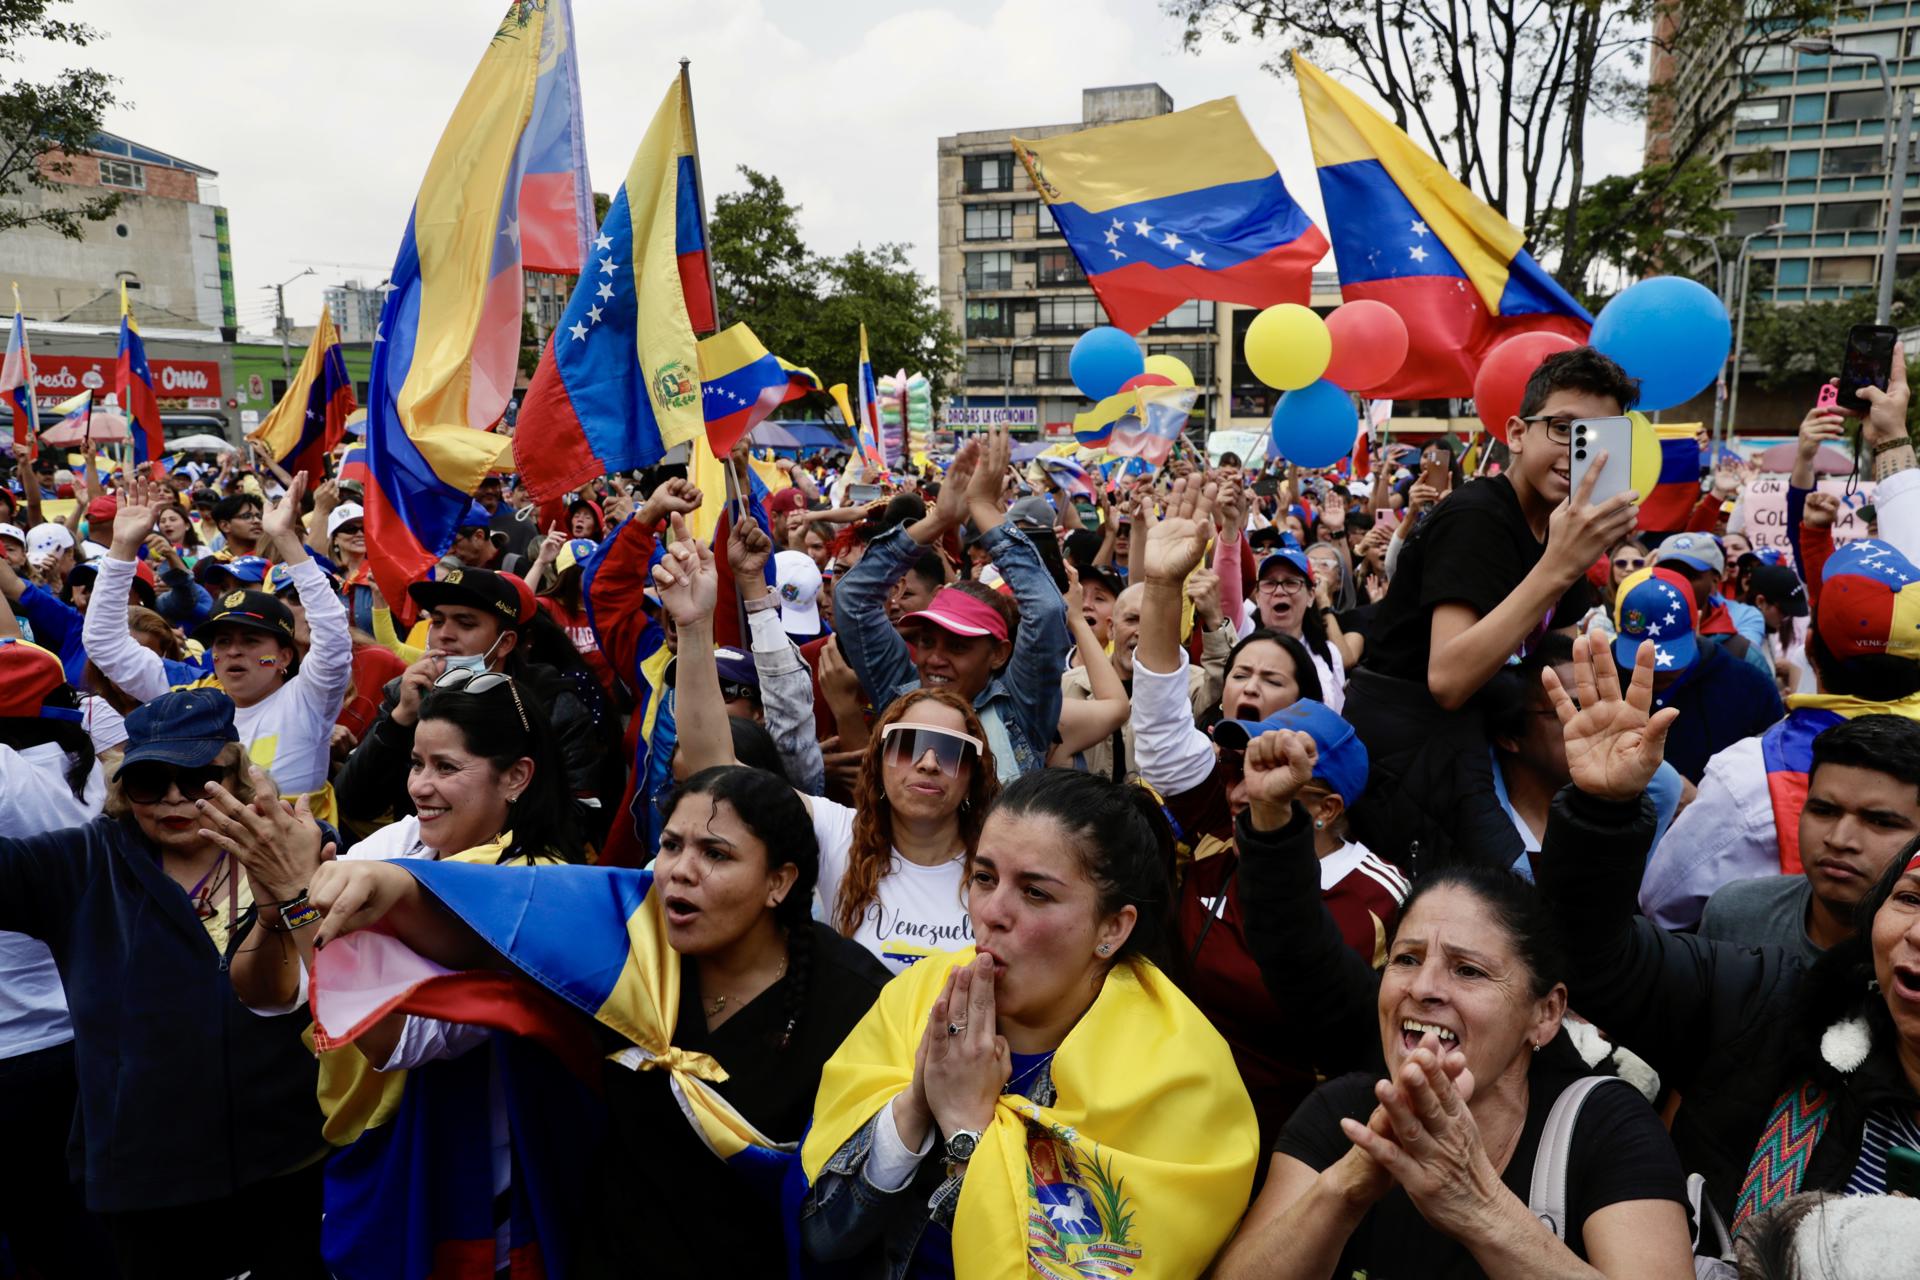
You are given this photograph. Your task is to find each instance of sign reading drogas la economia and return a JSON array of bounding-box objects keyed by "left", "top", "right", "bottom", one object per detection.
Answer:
[
  {"left": 946, "top": 406, "right": 1038, "bottom": 427},
  {"left": 26, "top": 355, "right": 224, "bottom": 411}
]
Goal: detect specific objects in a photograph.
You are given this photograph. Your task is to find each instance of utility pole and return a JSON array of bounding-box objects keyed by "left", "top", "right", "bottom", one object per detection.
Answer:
[{"left": 266, "top": 268, "right": 315, "bottom": 384}]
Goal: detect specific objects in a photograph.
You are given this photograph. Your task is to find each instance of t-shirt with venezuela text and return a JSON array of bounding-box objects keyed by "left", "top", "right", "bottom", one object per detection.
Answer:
[{"left": 809, "top": 796, "right": 972, "bottom": 975}]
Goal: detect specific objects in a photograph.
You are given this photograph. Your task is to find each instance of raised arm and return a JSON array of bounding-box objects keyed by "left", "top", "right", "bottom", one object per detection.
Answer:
[
  {"left": 82, "top": 474, "right": 171, "bottom": 703},
  {"left": 656, "top": 513, "right": 733, "bottom": 778},
  {"left": 1050, "top": 565, "right": 1129, "bottom": 761},
  {"left": 730, "top": 515, "right": 827, "bottom": 794}
]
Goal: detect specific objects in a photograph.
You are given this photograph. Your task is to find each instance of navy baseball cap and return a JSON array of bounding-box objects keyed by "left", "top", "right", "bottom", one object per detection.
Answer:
[
  {"left": 714, "top": 646, "right": 760, "bottom": 695},
  {"left": 1211, "top": 698, "right": 1369, "bottom": 807},
  {"left": 1257, "top": 548, "right": 1314, "bottom": 583},
  {"left": 115, "top": 688, "right": 238, "bottom": 778},
  {"left": 1612, "top": 566, "right": 1698, "bottom": 673}
]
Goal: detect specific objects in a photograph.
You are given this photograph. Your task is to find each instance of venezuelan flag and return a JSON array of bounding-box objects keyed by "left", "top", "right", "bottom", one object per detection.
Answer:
[
  {"left": 698, "top": 323, "right": 788, "bottom": 455},
  {"left": 249, "top": 306, "right": 357, "bottom": 490},
  {"left": 1, "top": 296, "right": 37, "bottom": 458},
  {"left": 1294, "top": 56, "right": 1590, "bottom": 398},
  {"left": 513, "top": 72, "right": 714, "bottom": 503},
  {"left": 855, "top": 323, "right": 887, "bottom": 471},
  {"left": 364, "top": 0, "right": 593, "bottom": 614},
  {"left": 114, "top": 282, "right": 161, "bottom": 469},
  {"left": 337, "top": 440, "right": 370, "bottom": 489},
  {"left": 1639, "top": 424, "right": 1705, "bottom": 531},
  {"left": 776, "top": 357, "right": 821, "bottom": 401},
  {"left": 1013, "top": 98, "right": 1326, "bottom": 335}
]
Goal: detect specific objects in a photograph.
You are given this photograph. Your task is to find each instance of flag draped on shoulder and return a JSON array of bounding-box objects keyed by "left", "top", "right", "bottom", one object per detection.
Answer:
[
  {"left": 1013, "top": 97, "right": 1326, "bottom": 335},
  {"left": 364, "top": 0, "right": 593, "bottom": 610},
  {"left": 248, "top": 307, "right": 357, "bottom": 489},
  {"left": 1294, "top": 55, "right": 1590, "bottom": 398},
  {"left": 1, "top": 298, "right": 36, "bottom": 459},
  {"left": 513, "top": 71, "right": 715, "bottom": 502},
  {"left": 115, "top": 282, "right": 160, "bottom": 469}
]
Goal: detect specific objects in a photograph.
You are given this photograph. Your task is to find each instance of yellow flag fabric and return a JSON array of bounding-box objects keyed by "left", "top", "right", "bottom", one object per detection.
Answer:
[{"left": 803, "top": 948, "right": 1259, "bottom": 1279}]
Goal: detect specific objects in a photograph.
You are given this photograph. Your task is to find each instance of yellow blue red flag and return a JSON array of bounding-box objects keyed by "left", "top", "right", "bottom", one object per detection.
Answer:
[
  {"left": 697, "top": 323, "right": 788, "bottom": 455},
  {"left": 114, "top": 282, "right": 160, "bottom": 469},
  {"left": 248, "top": 306, "right": 356, "bottom": 489},
  {"left": 1013, "top": 98, "right": 1326, "bottom": 334},
  {"left": 1294, "top": 55, "right": 1590, "bottom": 397},
  {"left": 513, "top": 72, "right": 716, "bottom": 503},
  {"left": 363, "top": 0, "right": 594, "bottom": 611}
]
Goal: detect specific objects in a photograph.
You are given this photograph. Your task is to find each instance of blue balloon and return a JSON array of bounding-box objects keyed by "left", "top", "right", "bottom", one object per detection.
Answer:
[
  {"left": 1269, "top": 379, "right": 1357, "bottom": 469},
  {"left": 1069, "top": 326, "right": 1145, "bottom": 400},
  {"left": 1589, "top": 276, "right": 1731, "bottom": 413}
]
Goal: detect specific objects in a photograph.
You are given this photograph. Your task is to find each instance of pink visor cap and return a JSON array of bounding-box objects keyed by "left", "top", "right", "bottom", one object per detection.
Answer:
[{"left": 900, "top": 587, "right": 1009, "bottom": 643}]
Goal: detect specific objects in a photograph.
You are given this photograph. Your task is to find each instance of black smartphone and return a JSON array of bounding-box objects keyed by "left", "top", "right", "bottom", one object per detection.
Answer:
[{"left": 1838, "top": 323, "right": 1899, "bottom": 415}]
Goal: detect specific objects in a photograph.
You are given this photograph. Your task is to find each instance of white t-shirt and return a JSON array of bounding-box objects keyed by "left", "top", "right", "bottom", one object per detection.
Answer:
[
  {"left": 0, "top": 741, "right": 105, "bottom": 1058},
  {"left": 810, "top": 796, "right": 973, "bottom": 975}
]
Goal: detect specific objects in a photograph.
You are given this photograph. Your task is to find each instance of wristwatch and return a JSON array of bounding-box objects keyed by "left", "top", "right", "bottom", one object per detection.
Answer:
[{"left": 944, "top": 1128, "right": 982, "bottom": 1163}]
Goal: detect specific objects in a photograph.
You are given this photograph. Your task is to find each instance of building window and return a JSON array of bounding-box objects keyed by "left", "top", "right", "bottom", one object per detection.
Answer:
[
  {"left": 1727, "top": 149, "right": 1786, "bottom": 180},
  {"left": 1728, "top": 205, "right": 1784, "bottom": 235},
  {"left": 1035, "top": 295, "right": 1106, "bottom": 333},
  {"left": 1034, "top": 347, "right": 1074, "bottom": 383},
  {"left": 964, "top": 204, "right": 1012, "bottom": 241},
  {"left": 1036, "top": 248, "right": 1086, "bottom": 285},
  {"left": 1036, "top": 203, "right": 1061, "bottom": 238},
  {"left": 99, "top": 158, "right": 145, "bottom": 189},
  {"left": 1813, "top": 256, "right": 1875, "bottom": 284},
  {"left": 964, "top": 251, "right": 1013, "bottom": 291},
  {"left": 1750, "top": 43, "right": 1794, "bottom": 72},
  {"left": 1817, "top": 200, "right": 1880, "bottom": 231},
  {"left": 965, "top": 299, "right": 1015, "bottom": 337},
  {"left": 1823, "top": 144, "right": 1881, "bottom": 176},
  {"left": 1735, "top": 98, "right": 1787, "bottom": 125},
  {"left": 1842, "top": 30, "right": 1901, "bottom": 59},
  {"left": 963, "top": 154, "right": 1014, "bottom": 193},
  {"left": 1150, "top": 300, "right": 1216, "bottom": 331},
  {"left": 965, "top": 348, "right": 1011, "bottom": 384},
  {"left": 1830, "top": 89, "right": 1884, "bottom": 122}
]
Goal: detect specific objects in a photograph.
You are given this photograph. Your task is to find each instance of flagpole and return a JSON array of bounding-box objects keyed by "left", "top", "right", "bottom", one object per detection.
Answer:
[{"left": 678, "top": 58, "right": 724, "bottom": 334}]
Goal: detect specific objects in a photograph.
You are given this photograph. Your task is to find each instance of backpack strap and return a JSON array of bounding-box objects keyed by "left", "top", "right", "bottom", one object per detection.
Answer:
[
  {"left": 1731, "top": 1079, "right": 1834, "bottom": 1234},
  {"left": 1528, "top": 1076, "right": 1635, "bottom": 1241}
]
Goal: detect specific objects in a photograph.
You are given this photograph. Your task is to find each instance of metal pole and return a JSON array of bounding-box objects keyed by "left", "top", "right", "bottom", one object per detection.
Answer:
[
  {"left": 1881, "top": 89, "right": 1913, "bottom": 326},
  {"left": 1729, "top": 247, "right": 1755, "bottom": 441},
  {"left": 1708, "top": 238, "right": 1727, "bottom": 450},
  {"left": 275, "top": 283, "right": 292, "bottom": 382},
  {"left": 677, "top": 59, "right": 724, "bottom": 336}
]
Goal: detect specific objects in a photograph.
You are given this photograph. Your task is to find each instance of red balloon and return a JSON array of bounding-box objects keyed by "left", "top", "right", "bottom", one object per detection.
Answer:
[
  {"left": 1323, "top": 301, "right": 1410, "bottom": 392},
  {"left": 1472, "top": 332, "right": 1581, "bottom": 442},
  {"left": 1118, "top": 372, "right": 1175, "bottom": 392}
]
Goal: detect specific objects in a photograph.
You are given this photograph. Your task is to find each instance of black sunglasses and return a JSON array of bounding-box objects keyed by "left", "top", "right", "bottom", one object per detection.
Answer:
[
  {"left": 433, "top": 667, "right": 531, "bottom": 731},
  {"left": 121, "top": 763, "right": 227, "bottom": 806}
]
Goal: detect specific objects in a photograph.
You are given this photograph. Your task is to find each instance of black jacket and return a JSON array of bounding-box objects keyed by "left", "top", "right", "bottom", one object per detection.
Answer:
[
  {"left": 334, "top": 658, "right": 618, "bottom": 844},
  {"left": 0, "top": 816, "right": 322, "bottom": 1213},
  {"left": 1533, "top": 785, "right": 1912, "bottom": 1220}
]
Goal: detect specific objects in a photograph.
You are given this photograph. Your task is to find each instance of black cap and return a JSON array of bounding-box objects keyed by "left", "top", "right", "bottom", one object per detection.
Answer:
[
  {"left": 1079, "top": 564, "right": 1125, "bottom": 598},
  {"left": 408, "top": 565, "right": 523, "bottom": 626},
  {"left": 191, "top": 589, "right": 297, "bottom": 647},
  {"left": 1749, "top": 564, "right": 1809, "bottom": 617}
]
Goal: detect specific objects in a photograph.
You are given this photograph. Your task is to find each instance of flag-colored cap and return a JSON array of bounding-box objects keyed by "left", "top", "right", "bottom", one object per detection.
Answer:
[
  {"left": 1818, "top": 539, "right": 1920, "bottom": 662},
  {"left": 1613, "top": 566, "right": 1698, "bottom": 674}
]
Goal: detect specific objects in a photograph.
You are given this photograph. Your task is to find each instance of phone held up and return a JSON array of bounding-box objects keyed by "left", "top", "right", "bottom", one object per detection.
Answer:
[
  {"left": 1837, "top": 323, "right": 1898, "bottom": 416},
  {"left": 1568, "top": 417, "right": 1636, "bottom": 507}
]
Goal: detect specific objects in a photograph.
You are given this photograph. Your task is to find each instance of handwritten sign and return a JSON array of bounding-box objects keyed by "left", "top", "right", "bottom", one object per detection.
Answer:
[{"left": 1741, "top": 475, "right": 1873, "bottom": 551}]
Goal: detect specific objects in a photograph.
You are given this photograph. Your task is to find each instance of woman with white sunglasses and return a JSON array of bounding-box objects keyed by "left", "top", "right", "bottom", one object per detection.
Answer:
[{"left": 654, "top": 514, "right": 1000, "bottom": 974}]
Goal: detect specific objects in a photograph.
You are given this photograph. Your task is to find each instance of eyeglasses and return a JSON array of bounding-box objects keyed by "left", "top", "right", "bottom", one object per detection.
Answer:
[
  {"left": 121, "top": 763, "right": 228, "bottom": 806},
  {"left": 1256, "top": 576, "right": 1309, "bottom": 597},
  {"left": 882, "top": 723, "right": 984, "bottom": 777},
  {"left": 1613, "top": 556, "right": 1647, "bottom": 571},
  {"left": 433, "top": 667, "right": 531, "bottom": 732},
  {"left": 1520, "top": 415, "right": 1578, "bottom": 445}
]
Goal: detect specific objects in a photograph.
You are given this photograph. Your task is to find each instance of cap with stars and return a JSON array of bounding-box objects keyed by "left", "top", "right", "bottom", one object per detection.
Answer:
[
  {"left": 1612, "top": 566, "right": 1698, "bottom": 674},
  {"left": 1818, "top": 539, "right": 1920, "bottom": 662}
]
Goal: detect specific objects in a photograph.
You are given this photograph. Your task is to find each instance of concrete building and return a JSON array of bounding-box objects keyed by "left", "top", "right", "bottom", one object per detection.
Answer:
[
  {"left": 0, "top": 132, "right": 234, "bottom": 333},
  {"left": 323, "top": 281, "right": 385, "bottom": 344}
]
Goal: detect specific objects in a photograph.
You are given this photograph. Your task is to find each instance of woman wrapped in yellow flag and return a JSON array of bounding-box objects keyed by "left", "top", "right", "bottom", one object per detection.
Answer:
[{"left": 800, "top": 768, "right": 1261, "bottom": 1279}]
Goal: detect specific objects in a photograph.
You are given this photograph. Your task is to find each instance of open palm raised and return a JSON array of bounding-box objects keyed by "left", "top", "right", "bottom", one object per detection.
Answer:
[
  {"left": 1140, "top": 476, "right": 1217, "bottom": 584},
  {"left": 1542, "top": 633, "right": 1678, "bottom": 803}
]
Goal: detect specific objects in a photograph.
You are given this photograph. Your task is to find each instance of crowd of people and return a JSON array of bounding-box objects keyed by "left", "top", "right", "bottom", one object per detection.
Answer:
[{"left": 5, "top": 342, "right": 1920, "bottom": 1278}]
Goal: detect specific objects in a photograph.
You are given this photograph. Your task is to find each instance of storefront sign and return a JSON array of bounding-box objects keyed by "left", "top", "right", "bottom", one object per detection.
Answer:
[{"left": 27, "top": 355, "right": 224, "bottom": 411}]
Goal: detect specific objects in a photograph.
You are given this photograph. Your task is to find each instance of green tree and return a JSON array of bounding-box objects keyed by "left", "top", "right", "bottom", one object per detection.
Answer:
[
  {"left": 1167, "top": 0, "right": 1825, "bottom": 290},
  {"left": 0, "top": 0, "right": 123, "bottom": 240},
  {"left": 1534, "top": 157, "right": 1725, "bottom": 309},
  {"left": 708, "top": 166, "right": 959, "bottom": 405}
]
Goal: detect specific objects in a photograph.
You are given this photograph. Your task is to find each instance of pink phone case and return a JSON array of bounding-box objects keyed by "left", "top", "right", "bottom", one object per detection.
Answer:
[{"left": 1817, "top": 383, "right": 1840, "bottom": 411}]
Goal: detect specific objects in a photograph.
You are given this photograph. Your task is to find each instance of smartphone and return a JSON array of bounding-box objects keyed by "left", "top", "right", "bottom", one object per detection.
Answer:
[
  {"left": 1569, "top": 416, "right": 1636, "bottom": 506},
  {"left": 1418, "top": 448, "right": 1453, "bottom": 496},
  {"left": 1888, "top": 1145, "right": 1920, "bottom": 1199},
  {"left": 1373, "top": 509, "right": 1402, "bottom": 530},
  {"left": 1816, "top": 382, "right": 1840, "bottom": 413},
  {"left": 847, "top": 483, "right": 883, "bottom": 505},
  {"left": 1838, "top": 323, "right": 1899, "bottom": 415}
]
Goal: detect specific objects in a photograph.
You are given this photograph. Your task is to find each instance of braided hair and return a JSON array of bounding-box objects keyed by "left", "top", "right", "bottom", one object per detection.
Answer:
[{"left": 663, "top": 766, "right": 819, "bottom": 1051}]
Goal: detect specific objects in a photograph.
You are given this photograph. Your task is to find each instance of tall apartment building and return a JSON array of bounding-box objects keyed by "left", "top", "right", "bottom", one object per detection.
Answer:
[{"left": 323, "top": 280, "right": 385, "bottom": 343}]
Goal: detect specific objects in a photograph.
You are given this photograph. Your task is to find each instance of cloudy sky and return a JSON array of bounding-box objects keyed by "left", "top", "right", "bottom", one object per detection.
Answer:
[{"left": 24, "top": 0, "right": 1649, "bottom": 330}]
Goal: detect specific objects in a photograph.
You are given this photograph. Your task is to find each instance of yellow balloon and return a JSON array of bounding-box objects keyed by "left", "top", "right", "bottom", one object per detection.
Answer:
[
  {"left": 1627, "top": 411, "right": 1661, "bottom": 502},
  {"left": 1142, "top": 353, "right": 1195, "bottom": 388},
  {"left": 1245, "top": 304, "right": 1331, "bottom": 391}
]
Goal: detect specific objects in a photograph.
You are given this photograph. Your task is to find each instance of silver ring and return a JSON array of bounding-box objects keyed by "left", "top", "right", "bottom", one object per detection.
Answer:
[{"left": 947, "top": 1022, "right": 965, "bottom": 1037}]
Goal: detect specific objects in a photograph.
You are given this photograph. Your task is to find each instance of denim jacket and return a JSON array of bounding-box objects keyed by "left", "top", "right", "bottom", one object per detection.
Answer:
[
  {"left": 801, "top": 1065, "right": 1057, "bottom": 1278},
  {"left": 833, "top": 523, "right": 1067, "bottom": 783}
]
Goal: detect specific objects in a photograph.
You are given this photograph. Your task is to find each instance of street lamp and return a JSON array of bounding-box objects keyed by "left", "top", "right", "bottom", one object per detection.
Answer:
[
  {"left": 1664, "top": 228, "right": 1728, "bottom": 441},
  {"left": 1792, "top": 35, "right": 1911, "bottom": 325},
  {"left": 1727, "top": 221, "right": 1788, "bottom": 442}
]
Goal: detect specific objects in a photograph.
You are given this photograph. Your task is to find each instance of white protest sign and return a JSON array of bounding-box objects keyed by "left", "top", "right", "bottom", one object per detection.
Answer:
[{"left": 1741, "top": 474, "right": 1873, "bottom": 550}]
